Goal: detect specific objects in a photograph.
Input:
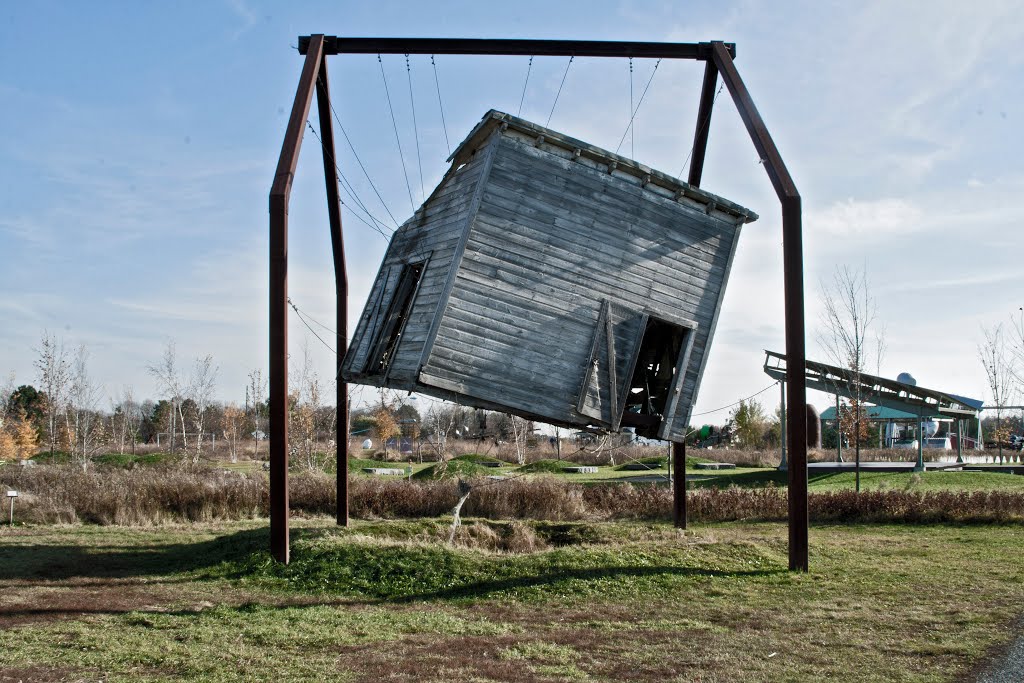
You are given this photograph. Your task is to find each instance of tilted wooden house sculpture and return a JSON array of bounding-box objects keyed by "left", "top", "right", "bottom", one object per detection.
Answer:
[{"left": 342, "top": 110, "right": 756, "bottom": 441}]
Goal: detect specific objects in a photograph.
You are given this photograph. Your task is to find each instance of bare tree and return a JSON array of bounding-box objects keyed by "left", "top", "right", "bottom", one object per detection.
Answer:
[
  {"left": 148, "top": 341, "right": 186, "bottom": 454},
  {"left": 979, "top": 323, "right": 1017, "bottom": 462},
  {"left": 817, "top": 265, "right": 885, "bottom": 490},
  {"left": 34, "top": 331, "right": 71, "bottom": 457},
  {"left": 222, "top": 404, "right": 244, "bottom": 463},
  {"left": 188, "top": 354, "right": 218, "bottom": 461},
  {"left": 247, "top": 369, "right": 267, "bottom": 459},
  {"left": 67, "top": 344, "right": 104, "bottom": 470}
]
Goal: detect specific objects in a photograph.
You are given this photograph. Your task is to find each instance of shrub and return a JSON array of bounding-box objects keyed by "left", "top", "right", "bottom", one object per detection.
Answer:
[{"left": 4, "top": 464, "right": 1024, "bottom": 527}]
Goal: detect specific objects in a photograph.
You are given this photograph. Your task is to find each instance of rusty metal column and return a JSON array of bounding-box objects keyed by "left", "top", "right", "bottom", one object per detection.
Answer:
[
  {"left": 269, "top": 35, "right": 325, "bottom": 564},
  {"left": 313, "top": 54, "right": 350, "bottom": 527},
  {"left": 672, "top": 441, "right": 687, "bottom": 528},
  {"left": 712, "top": 41, "right": 807, "bottom": 571}
]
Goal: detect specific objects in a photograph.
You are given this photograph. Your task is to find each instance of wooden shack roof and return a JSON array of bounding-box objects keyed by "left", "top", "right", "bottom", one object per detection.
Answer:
[{"left": 447, "top": 109, "right": 758, "bottom": 225}]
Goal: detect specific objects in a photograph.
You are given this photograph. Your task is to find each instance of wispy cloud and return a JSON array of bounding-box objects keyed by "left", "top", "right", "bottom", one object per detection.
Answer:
[{"left": 807, "top": 198, "right": 924, "bottom": 239}]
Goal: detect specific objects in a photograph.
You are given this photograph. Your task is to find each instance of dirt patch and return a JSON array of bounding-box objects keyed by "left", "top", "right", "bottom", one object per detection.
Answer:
[{"left": 0, "top": 666, "right": 89, "bottom": 682}]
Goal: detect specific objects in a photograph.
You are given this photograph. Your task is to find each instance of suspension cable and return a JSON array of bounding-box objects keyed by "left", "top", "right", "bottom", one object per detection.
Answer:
[
  {"left": 319, "top": 73, "right": 402, "bottom": 229},
  {"left": 405, "top": 54, "right": 425, "bottom": 203},
  {"left": 517, "top": 55, "right": 534, "bottom": 117},
  {"left": 545, "top": 56, "right": 574, "bottom": 127},
  {"left": 629, "top": 57, "right": 634, "bottom": 158},
  {"left": 615, "top": 58, "right": 662, "bottom": 155},
  {"left": 305, "top": 120, "right": 391, "bottom": 235},
  {"left": 378, "top": 54, "right": 416, "bottom": 212},
  {"left": 305, "top": 120, "right": 394, "bottom": 240},
  {"left": 430, "top": 55, "right": 451, "bottom": 156},
  {"left": 678, "top": 83, "right": 724, "bottom": 178}
]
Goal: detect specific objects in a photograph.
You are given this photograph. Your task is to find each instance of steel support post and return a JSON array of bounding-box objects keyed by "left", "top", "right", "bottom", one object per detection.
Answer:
[
  {"left": 956, "top": 419, "right": 964, "bottom": 464},
  {"left": 779, "top": 381, "right": 787, "bottom": 471},
  {"left": 915, "top": 415, "right": 925, "bottom": 472},
  {"left": 672, "top": 441, "right": 687, "bottom": 528},
  {"left": 836, "top": 395, "right": 843, "bottom": 462},
  {"left": 687, "top": 60, "right": 719, "bottom": 188},
  {"left": 313, "top": 53, "right": 350, "bottom": 527},
  {"left": 712, "top": 41, "right": 807, "bottom": 571},
  {"left": 269, "top": 34, "right": 325, "bottom": 564}
]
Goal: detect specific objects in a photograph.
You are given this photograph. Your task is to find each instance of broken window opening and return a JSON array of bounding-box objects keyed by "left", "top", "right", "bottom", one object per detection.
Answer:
[
  {"left": 365, "top": 262, "right": 425, "bottom": 377},
  {"left": 620, "top": 318, "right": 688, "bottom": 438}
]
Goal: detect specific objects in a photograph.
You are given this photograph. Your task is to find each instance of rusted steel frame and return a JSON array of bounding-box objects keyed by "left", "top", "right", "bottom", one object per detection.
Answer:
[
  {"left": 686, "top": 60, "right": 719, "bottom": 188},
  {"left": 270, "top": 34, "right": 326, "bottom": 564},
  {"left": 672, "top": 441, "right": 687, "bottom": 528},
  {"left": 710, "top": 41, "right": 807, "bottom": 571},
  {"left": 314, "top": 53, "right": 350, "bottom": 527},
  {"left": 300, "top": 36, "right": 735, "bottom": 60}
]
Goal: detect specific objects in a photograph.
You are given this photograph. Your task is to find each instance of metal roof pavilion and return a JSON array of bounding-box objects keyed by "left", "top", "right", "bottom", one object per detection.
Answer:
[{"left": 763, "top": 350, "right": 984, "bottom": 418}]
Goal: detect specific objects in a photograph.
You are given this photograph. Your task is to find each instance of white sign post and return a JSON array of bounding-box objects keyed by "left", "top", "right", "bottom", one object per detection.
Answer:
[{"left": 6, "top": 491, "right": 17, "bottom": 526}]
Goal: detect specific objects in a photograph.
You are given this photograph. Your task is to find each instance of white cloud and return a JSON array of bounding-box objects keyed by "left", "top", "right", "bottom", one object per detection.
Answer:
[{"left": 807, "top": 197, "right": 924, "bottom": 239}]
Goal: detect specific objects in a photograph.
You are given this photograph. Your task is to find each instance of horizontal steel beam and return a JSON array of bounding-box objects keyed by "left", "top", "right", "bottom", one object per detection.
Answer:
[{"left": 298, "top": 36, "right": 734, "bottom": 60}]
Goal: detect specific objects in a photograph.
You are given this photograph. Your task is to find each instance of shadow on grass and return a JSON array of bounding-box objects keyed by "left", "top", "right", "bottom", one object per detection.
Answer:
[
  {"left": 392, "top": 564, "right": 784, "bottom": 603},
  {"left": 0, "top": 527, "right": 271, "bottom": 582}
]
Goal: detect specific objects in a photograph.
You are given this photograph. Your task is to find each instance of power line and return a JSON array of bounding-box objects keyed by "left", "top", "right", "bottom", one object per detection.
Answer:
[
  {"left": 545, "top": 55, "right": 574, "bottom": 127},
  {"left": 430, "top": 55, "right": 451, "bottom": 156},
  {"left": 517, "top": 55, "right": 533, "bottom": 117},
  {"left": 319, "top": 73, "right": 402, "bottom": 229},
  {"left": 615, "top": 58, "right": 662, "bottom": 155},
  {"left": 405, "top": 54, "right": 425, "bottom": 203},
  {"left": 378, "top": 54, "right": 416, "bottom": 212}
]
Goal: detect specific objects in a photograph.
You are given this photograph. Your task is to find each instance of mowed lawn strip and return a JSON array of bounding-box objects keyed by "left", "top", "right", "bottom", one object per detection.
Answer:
[{"left": 2, "top": 519, "right": 1023, "bottom": 682}]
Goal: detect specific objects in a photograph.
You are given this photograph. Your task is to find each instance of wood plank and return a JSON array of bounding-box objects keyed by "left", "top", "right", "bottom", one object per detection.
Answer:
[
  {"left": 461, "top": 231, "right": 721, "bottom": 323},
  {"left": 417, "top": 134, "right": 501, "bottom": 372},
  {"left": 468, "top": 211, "right": 728, "bottom": 303}
]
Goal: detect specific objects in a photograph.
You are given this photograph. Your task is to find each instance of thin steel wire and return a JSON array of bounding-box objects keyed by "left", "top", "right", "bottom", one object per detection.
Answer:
[
  {"left": 405, "top": 54, "right": 425, "bottom": 203},
  {"left": 319, "top": 73, "right": 402, "bottom": 228},
  {"left": 288, "top": 297, "right": 336, "bottom": 355},
  {"left": 430, "top": 55, "right": 451, "bottom": 156},
  {"left": 615, "top": 58, "right": 662, "bottom": 155},
  {"left": 689, "top": 381, "right": 780, "bottom": 417},
  {"left": 545, "top": 56, "right": 574, "bottom": 127},
  {"left": 517, "top": 55, "right": 533, "bottom": 117},
  {"left": 629, "top": 57, "right": 634, "bottom": 158},
  {"left": 678, "top": 83, "right": 724, "bottom": 178},
  {"left": 378, "top": 54, "right": 416, "bottom": 212},
  {"left": 305, "top": 121, "right": 394, "bottom": 240}
]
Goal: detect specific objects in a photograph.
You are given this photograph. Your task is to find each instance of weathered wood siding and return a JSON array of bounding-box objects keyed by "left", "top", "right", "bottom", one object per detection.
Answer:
[
  {"left": 417, "top": 132, "right": 743, "bottom": 439},
  {"left": 342, "top": 137, "right": 495, "bottom": 386}
]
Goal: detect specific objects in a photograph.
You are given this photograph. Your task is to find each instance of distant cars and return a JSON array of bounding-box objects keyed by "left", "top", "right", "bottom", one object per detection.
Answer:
[{"left": 893, "top": 439, "right": 919, "bottom": 450}]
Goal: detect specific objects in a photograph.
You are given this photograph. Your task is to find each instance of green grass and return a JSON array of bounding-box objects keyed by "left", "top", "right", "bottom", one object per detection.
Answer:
[
  {"left": 2, "top": 519, "right": 1024, "bottom": 681},
  {"left": 515, "top": 458, "right": 577, "bottom": 473},
  {"left": 412, "top": 458, "right": 497, "bottom": 480},
  {"left": 686, "top": 468, "right": 1024, "bottom": 492}
]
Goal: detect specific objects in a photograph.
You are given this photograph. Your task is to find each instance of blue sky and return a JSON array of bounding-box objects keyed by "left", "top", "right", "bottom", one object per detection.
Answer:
[{"left": 1, "top": 1, "right": 1022, "bottom": 419}]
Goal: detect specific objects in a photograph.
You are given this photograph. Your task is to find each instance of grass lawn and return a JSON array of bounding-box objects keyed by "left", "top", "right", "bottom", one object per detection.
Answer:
[{"left": 2, "top": 518, "right": 1022, "bottom": 682}]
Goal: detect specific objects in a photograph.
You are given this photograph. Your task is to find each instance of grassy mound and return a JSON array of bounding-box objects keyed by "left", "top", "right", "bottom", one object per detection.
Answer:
[
  {"left": 516, "top": 459, "right": 579, "bottom": 474},
  {"left": 349, "top": 457, "right": 403, "bottom": 472},
  {"left": 412, "top": 458, "right": 493, "bottom": 480},
  {"left": 451, "top": 453, "right": 503, "bottom": 466},
  {"left": 226, "top": 520, "right": 773, "bottom": 601}
]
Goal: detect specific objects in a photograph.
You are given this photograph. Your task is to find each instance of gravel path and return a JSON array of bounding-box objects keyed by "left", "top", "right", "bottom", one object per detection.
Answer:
[{"left": 975, "top": 630, "right": 1024, "bottom": 682}]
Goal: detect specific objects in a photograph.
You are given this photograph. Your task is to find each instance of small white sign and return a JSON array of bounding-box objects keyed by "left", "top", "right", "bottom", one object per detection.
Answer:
[{"left": 6, "top": 491, "right": 17, "bottom": 498}]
